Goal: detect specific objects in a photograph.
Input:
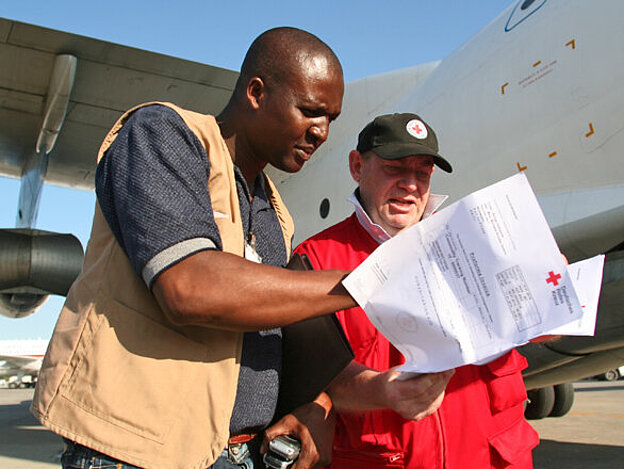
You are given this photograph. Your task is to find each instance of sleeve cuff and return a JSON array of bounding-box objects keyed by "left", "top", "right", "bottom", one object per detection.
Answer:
[{"left": 142, "top": 237, "right": 217, "bottom": 287}]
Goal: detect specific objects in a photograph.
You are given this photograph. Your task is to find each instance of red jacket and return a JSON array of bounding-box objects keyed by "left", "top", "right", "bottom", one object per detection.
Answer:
[{"left": 295, "top": 214, "right": 539, "bottom": 468}]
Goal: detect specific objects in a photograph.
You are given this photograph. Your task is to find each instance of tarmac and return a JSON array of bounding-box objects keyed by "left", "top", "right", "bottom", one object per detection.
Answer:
[
  {"left": 531, "top": 380, "right": 624, "bottom": 468},
  {"left": 1, "top": 380, "right": 623, "bottom": 468},
  {"left": 0, "top": 388, "right": 62, "bottom": 468}
]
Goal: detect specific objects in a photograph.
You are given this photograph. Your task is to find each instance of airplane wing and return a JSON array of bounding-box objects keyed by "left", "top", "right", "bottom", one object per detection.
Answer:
[
  {"left": 0, "top": 339, "right": 48, "bottom": 376},
  {"left": 0, "top": 17, "right": 238, "bottom": 190},
  {"left": 0, "top": 354, "right": 42, "bottom": 369},
  {"left": 0, "top": 355, "right": 43, "bottom": 379},
  {"left": 0, "top": 18, "right": 239, "bottom": 318}
]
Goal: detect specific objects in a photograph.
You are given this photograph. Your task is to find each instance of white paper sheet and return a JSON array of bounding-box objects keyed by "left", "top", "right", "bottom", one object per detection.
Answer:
[
  {"left": 343, "top": 173, "right": 602, "bottom": 373},
  {"left": 547, "top": 255, "right": 605, "bottom": 336}
]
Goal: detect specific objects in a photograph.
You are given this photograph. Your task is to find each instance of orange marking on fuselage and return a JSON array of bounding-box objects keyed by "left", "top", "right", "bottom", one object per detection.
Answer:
[{"left": 585, "top": 122, "right": 594, "bottom": 137}]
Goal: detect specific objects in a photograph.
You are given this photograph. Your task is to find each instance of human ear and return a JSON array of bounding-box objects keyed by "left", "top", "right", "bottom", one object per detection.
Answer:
[
  {"left": 246, "top": 77, "right": 265, "bottom": 109},
  {"left": 348, "top": 150, "right": 363, "bottom": 183}
]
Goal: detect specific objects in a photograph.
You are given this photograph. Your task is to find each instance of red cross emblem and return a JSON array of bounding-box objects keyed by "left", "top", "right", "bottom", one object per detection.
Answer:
[
  {"left": 546, "top": 271, "right": 561, "bottom": 286},
  {"left": 411, "top": 123, "right": 424, "bottom": 136},
  {"left": 406, "top": 119, "right": 428, "bottom": 139}
]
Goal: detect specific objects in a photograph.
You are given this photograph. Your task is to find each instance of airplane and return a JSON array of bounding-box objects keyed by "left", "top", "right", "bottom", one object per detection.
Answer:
[
  {"left": 0, "top": 338, "right": 48, "bottom": 387},
  {"left": 0, "top": 0, "right": 622, "bottom": 419},
  {"left": 0, "top": 15, "right": 238, "bottom": 318}
]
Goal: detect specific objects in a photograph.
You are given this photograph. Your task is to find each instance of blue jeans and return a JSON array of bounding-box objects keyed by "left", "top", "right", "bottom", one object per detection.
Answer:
[
  {"left": 61, "top": 439, "right": 141, "bottom": 469},
  {"left": 210, "top": 440, "right": 260, "bottom": 469},
  {"left": 61, "top": 438, "right": 261, "bottom": 469}
]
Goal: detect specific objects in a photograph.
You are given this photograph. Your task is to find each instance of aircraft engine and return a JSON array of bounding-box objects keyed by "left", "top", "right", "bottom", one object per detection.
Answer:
[{"left": 0, "top": 229, "right": 84, "bottom": 318}]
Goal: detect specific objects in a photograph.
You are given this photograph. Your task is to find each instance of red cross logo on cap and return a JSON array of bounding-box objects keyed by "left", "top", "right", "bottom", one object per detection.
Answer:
[
  {"left": 406, "top": 119, "right": 428, "bottom": 139},
  {"left": 411, "top": 123, "right": 424, "bottom": 135},
  {"left": 546, "top": 271, "right": 561, "bottom": 286}
]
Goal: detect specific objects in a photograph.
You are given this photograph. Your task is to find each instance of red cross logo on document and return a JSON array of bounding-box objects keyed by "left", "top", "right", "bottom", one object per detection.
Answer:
[
  {"left": 406, "top": 119, "right": 428, "bottom": 139},
  {"left": 546, "top": 270, "right": 561, "bottom": 286}
]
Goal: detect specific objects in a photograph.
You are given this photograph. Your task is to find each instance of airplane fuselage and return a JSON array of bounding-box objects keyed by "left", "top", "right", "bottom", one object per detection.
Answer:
[{"left": 268, "top": 0, "right": 624, "bottom": 264}]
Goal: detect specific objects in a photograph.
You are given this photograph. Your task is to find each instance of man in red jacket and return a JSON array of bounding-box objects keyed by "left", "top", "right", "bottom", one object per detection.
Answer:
[{"left": 295, "top": 113, "right": 539, "bottom": 468}]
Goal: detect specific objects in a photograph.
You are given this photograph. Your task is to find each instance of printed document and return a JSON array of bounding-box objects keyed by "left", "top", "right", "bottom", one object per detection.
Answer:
[
  {"left": 343, "top": 173, "right": 602, "bottom": 373},
  {"left": 547, "top": 254, "right": 604, "bottom": 336}
]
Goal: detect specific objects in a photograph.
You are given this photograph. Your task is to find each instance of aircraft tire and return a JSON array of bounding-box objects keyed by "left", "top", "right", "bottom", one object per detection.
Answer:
[
  {"left": 549, "top": 382, "right": 575, "bottom": 417},
  {"left": 604, "top": 369, "right": 620, "bottom": 381},
  {"left": 525, "top": 386, "right": 555, "bottom": 420}
]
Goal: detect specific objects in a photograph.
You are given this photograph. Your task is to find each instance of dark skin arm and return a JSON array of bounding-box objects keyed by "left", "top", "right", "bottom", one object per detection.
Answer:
[
  {"left": 153, "top": 250, "right": 349, "bottom": 467},
  {"left": 152, "top": 249, "right": 356, "bottom": 331},
  {"left": 530, "top": 335, "right": 562, "bottom": 343}
]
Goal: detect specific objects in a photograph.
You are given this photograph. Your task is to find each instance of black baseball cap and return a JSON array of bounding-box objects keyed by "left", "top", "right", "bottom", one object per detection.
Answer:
[{"left": 356, "top": 113, "right": 453, "bottom": 173}]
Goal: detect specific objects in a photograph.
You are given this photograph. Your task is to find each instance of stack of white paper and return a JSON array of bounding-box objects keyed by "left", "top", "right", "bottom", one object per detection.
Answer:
[{"left": 342, "top": 173, "right": 605, "bottom": 373}]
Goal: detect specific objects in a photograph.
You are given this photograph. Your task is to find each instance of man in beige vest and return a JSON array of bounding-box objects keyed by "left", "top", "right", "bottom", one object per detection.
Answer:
[{"left": 31, "top": 27, "right": 450, "bottom": 469}]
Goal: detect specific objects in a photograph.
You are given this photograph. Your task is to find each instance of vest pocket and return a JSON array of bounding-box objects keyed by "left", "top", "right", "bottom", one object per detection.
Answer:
[
  {"left": 488, "top": 416, "right": 539, "bottom": 466},
  {"left": 61, "top": 298, "right": 208, "bottom": 444},
  {"left": 483, "top": 350, "right": 529, "bottom": 414}
]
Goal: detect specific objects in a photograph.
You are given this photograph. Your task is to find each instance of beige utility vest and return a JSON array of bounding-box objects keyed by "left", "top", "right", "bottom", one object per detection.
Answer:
[{"left": 30, "top": 102, "right": 294, "bottom": 469}]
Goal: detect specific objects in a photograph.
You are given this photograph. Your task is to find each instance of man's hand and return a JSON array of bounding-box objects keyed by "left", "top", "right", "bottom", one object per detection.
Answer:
[
  {"left": 263, "top": 392, "right": 335, "bottom": 468},
  {"left": 377, "top": 368, "right": 454, "bottom": 420},
  {"left": 328, "top": 361, "right": 454, "bottom": 421}
]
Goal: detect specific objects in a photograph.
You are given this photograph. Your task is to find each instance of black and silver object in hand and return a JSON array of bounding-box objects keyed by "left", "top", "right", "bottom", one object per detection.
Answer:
[{"left": 263, "top": 435, "right": 301, "bottom": 468}]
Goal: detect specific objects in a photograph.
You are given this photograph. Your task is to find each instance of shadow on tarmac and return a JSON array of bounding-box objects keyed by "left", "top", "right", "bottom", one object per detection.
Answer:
[
  {"left": 0, "top": 399, "right": 63, "bottom": 466},
  {"left": 534, "top": 439, "right": 624, "bottom": 468}
]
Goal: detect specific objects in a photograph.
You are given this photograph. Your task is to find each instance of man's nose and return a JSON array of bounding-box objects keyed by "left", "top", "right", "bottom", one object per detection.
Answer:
[
  {"left": 397, "top": 174, "right": 419, "bottom": 191},
  {"left": 309, "top": 117, "right": 330, "bottom": 145}
]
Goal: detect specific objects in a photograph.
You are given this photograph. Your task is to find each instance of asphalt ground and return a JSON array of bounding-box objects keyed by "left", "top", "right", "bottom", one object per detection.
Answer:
[
  {"left": 1, "top": 381, "right": 623, "bottom": 468},
  {"left": 531, "top": 380, "right": 624, "bottom": 468}
]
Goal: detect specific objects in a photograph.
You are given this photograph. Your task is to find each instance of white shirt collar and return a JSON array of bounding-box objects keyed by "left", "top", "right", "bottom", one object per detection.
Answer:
[{"left": 348, "top": 190, "right": 448, "bottom": 245}]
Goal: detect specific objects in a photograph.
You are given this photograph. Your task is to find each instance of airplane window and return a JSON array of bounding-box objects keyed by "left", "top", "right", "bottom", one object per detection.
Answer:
[
  {"left": 521, "top": 0, "right": 537, "bottom": 10},
  {"left": 506, "top": 0, "right": 546, "bottom": 32},
  {"left": 319, "top": 198, "right": 330, "bottom": 219}
]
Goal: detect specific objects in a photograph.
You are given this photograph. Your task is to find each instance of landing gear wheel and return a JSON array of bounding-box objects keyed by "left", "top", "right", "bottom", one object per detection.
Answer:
[
  {"left": 549, "top": 382, "right": 575, "bottom": 417},
  {"left": 525, "top": 386, "right": 555, "bottom": 420},
  {"left": 604, "top": 369, "right": 620, "bottom": 381}
]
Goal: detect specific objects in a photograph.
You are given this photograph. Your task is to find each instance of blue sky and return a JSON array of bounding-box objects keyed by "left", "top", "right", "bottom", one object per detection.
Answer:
[{"left": 0, "top": 0, "right": 515, "bottom": 339}]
